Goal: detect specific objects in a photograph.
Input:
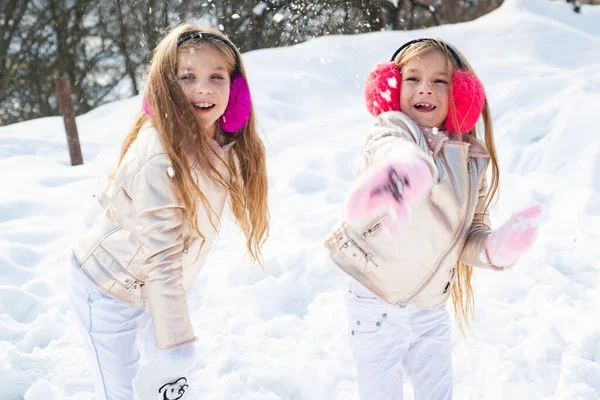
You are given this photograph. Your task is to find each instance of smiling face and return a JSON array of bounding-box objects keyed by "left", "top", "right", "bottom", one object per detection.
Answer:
[
  {"left": 399, "top": 50, "right": 451, "bottom": 129},
  {"left": 177, "top": 45, "right": 231, "bottom": 133}
]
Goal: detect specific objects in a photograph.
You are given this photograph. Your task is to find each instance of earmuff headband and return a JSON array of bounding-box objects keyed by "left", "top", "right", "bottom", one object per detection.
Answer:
[
  {"left": 389, "top": 38, "right": 465, "bottom": 69},
  {"left": 177, "top": 31, "right": 241, "bottom": 72}
]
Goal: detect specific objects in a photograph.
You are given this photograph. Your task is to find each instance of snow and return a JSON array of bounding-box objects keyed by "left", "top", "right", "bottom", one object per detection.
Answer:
[
  {"left": 0, "top": 0, "right": 599, "bottom": 398},
  {"left": 253, "top": 3, "right": 268, "bottom": 17}
]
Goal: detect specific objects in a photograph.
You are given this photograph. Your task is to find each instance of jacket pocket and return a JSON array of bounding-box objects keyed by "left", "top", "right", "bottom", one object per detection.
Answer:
[
  {"left": 346, "top": 293, "right": 387, "bottom": 336},
  {"left": 348, "top": 311, "right": 385, "bottom": 336},
  {"left": 92, "top": 242, "right": 144, "bottom": 293},
  {"left": 360, "top": 214, "right": 388, "bottom": 240}
]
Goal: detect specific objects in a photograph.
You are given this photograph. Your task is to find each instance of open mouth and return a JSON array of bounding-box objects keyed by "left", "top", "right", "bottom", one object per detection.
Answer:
[
  {"left": 414, "top": 103, "right": 437, "bottom": 112},
  {"left": 193, "top": 102, "right": 215, "bottom": 111}
]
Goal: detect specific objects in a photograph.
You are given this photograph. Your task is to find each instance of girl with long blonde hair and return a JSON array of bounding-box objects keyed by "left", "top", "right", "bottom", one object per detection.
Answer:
[
  {"left": 325, "top": 38, "right": 542, "bottom": 399},
  {"left": 68, "top": 23, "right": 268, "bottom": 399}
]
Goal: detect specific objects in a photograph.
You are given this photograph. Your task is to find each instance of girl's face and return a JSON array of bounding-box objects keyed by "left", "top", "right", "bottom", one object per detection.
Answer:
[
  {"left": 177, "top": 45, "right": 231, "bottom": 133},
  {"left": 400, "top": 50, "right": 451, "bottom": 129}
]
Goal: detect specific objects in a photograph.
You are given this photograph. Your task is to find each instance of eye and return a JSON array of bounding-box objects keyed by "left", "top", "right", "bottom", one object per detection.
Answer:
[
  {"left": 434, "top": 79, "right": 448, "bottom": 84},
  {"left": 405, "top": 77, "right": 418, "bottom": 82},
  {"left": 180, "top": 74, "right": 195, "bottom": 80},
  {"left": 211, "top": 74, "right": 225, "bottom": 80}
]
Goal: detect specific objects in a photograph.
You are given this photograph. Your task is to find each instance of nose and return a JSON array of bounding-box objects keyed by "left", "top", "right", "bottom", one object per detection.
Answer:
[
  {"left": 193, "top": 79, "right": 213, "bottom": 95},
  {"left": 194, "top": 86, "right": 213, "bottom": 95},
  {"left": 417, "top": 81, "right": 433, "bottom": 95}
]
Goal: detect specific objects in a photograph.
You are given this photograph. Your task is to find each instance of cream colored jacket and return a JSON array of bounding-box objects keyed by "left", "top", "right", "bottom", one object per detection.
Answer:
[
  {"left": 73, "top": 124, "right": 233, "bottom": 348},
  {"left": 325, "top": 111, "right": 495, "bottom": 308}
]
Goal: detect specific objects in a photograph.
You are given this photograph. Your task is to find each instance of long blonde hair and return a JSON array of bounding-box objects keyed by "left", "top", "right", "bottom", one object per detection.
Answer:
[
  {"left": 117, "top": 24, "right": 269, "bottom": 265},
  {"left": 394, "top": 38, "right": 500, "bottom": 335}
]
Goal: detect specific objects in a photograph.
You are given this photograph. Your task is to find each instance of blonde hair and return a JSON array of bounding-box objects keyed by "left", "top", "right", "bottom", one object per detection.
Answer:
[
  {"left": 117, "top": 23, "right": 269, "bottom": 265},
  {"left": 394, "top": 38, "right": 500, "bottom": 336}
]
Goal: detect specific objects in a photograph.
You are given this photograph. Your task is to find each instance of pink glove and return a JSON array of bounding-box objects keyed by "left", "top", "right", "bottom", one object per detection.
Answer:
[
  {"left": 485, "top": 204, "right": 543, "bottom": 268},
  {"left": 345, "top": 156, "right": 433, "bottom": 233}
]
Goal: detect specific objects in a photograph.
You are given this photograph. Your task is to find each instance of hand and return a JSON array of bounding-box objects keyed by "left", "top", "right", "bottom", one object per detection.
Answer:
[
  {"left": 345, "top": 157, "right": 433, "bottom": 233},
  {"left": 133, "top": 341, "right": 199, "bottom": 400},
  {"left": 485, "top": 204, "right": 543, "bottom": 268}
]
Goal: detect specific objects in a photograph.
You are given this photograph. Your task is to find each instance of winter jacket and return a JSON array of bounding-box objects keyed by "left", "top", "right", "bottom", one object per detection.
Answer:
[
  {"left": 325, "top": 111, "right": 495, "bottom": 308},
  {"left": 73, "top": 123, "right": 233, "bottom": 348}
]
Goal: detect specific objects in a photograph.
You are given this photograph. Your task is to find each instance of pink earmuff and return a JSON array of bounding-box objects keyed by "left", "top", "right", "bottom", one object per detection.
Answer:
[
  {"left": 141, "top": 74, "right": 251, "bottom": 133},
  {"left": 444, "top": 69, "right": 485, "bottom": 134},
  {"left": 142, "top": 92, "right": 151, "bottom": 116},
  {"left": 364, "top": 62, "right": 486, "bottom": 134},
  {"left": 219, "top": 75, "right": 251, "bottom": 132},
  {"left": 364, "top": 62, "right": 402, "bottom": 117}
]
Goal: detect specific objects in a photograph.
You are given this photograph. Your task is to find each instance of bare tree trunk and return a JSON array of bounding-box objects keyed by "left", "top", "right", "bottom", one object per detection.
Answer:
[
  {"left": 57, "top": 76, "right": 83, "bottom": 166},
  {"left": 408, "top": 0, "right": 416, "bottom": 30},
  {"left": 393, "top": 0, "right": 406, "bottom": 30},
  {"left": 115, "top": 0, "right": 139, "bottom": 95},
  {"left": 161, "top": 0, "right": 169, "bottom": 31},
  {"left": 250, "top": 6, "right": 266, "bottom": 50},
  {"left": 50, "top": 0, "right": 68, "bottom": 77},
  {"left": 34, "top": 65, "right": 53, "bottom": 116},
  {"left": 0, "top": 0, "right": 30, "bottom": 83},
  {"left": 145, "top": 0, "right": 158, "bottom": 51},
  {"left": 411, "top": 0, "right": 440, "bottom": 26},
  {"left": 380, "top": 1, "right": 397, "bottom": 29}
]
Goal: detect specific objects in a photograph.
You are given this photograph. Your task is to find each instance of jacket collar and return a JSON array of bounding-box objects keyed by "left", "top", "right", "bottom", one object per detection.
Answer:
[
  {"left": 209, "top": 130, "right": 236, "bottom": 156},
  {"left": 421, "top": 126, "right": 489, "bottom": 159}
]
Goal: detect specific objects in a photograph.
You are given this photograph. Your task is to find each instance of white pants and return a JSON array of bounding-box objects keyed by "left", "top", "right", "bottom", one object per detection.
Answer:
[
  {"left": 67, "top": 256, "right": 157, "bottom": 400},
  {"left": 346, "top": 287, "right": 453, "bottom": 400}
]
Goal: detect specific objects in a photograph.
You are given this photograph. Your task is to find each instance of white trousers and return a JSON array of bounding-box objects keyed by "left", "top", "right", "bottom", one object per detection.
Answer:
[
  {"left": 346, "top": 287, "right": 453, "bottom": 400},
  {"left": 67, "top": 256, "right": 157, "bottom": 400}
]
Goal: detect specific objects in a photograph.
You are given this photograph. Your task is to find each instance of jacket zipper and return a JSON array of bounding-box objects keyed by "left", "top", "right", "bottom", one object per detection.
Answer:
[
  {"left": 402, "top": 157, "right": 474, "bottom": 303},
  {"left": 123, "top": 277, "right": 144, "bottom": 291},
  {"left": 443, "top": 268, "right": 456, "bottom": 294},
  {"left": 361, "top": 215, "right": 388, "bottom": 239},
  {"left": 339, "top": 235, "right": 378, "bottom": 272},
  {"left": 183, "top": 236, "right": 190, "bottom": 254}
]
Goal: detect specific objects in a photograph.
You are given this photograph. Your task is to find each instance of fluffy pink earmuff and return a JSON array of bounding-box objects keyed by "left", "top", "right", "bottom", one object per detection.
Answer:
[{"left": 220, "top": 75, "right": 251, "bottom": 132}]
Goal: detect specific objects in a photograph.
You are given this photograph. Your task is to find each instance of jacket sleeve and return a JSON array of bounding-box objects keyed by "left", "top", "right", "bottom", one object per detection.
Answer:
[
  {"left": 361, "top": 111, "right": 438, "bottom": 180},
  {"left": 131, "top": 154, "right": 196, "bottom": 349},
  {"left": 458, "top": 165, "right": 494, "bottom": 269},
  {"left": 82, "top": 174, "right": 111, "bottom": 230}
]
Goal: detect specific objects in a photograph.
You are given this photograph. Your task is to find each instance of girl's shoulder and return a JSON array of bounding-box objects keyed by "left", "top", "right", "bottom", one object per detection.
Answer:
[
  {"left": 366, "top": 111, "right": 424, "bottom": 147},
  {"left": 129, "top": 123, "right": 169, "bottom": 165},
  {"left": 464, "top": 135, "right": 489, "bottom": 159}
]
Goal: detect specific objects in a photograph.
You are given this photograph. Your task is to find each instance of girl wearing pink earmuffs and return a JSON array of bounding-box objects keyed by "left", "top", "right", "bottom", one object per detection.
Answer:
[
  {"left": 325, "top": 38, "right": 542, "bottom": 399},
  {"left": 68, "top": 24, "right": 268, "bottom": 399}
]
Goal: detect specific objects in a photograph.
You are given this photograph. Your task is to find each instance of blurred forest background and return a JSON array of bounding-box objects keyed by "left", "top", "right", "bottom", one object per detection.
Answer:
[{"left": 2, "top": 0, "right": 589, "bottom": 125}]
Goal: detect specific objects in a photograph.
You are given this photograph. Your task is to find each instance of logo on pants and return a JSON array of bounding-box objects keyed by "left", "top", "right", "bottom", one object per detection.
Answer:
[{"left": 159, "top": 377, "right": 189, "bottom": 400}]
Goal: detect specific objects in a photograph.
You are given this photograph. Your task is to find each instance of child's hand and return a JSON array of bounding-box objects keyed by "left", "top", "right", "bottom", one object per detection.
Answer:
[
  {"left": 133, "top": 341, "right": 199, "bottom": 400},
  {"left": 345, "top": 157, "right": 433, "bottom": 233},
  {"left": 485, "top": 204, "right": 543, "bottom": 268}
]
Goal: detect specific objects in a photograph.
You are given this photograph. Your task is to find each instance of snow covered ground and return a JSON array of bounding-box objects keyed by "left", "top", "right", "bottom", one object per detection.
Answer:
[{"left": 0, "top": 0, "right": 599, "bottom": 398}]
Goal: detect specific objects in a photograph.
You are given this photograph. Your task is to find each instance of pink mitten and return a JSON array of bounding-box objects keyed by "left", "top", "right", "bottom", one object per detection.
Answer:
[
  {"left": 485, "top": 204, "right": 543, "bottom": 268},
  {"left": 345, "top": 156, "right": 433, "bottom": 233}
]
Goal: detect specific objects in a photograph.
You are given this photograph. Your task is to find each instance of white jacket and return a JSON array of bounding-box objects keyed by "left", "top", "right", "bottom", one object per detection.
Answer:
[
  {"left": 325, "top": 111, "right": 494, "bottom": 308},
  {"left": 73, "top": 123, "right": 233, "bottom": 348}
]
